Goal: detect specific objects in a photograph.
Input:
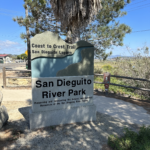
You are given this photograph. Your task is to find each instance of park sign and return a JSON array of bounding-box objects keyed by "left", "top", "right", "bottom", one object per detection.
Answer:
[{"left": 29, "top": 31, "right": 96, "bottom": 130}]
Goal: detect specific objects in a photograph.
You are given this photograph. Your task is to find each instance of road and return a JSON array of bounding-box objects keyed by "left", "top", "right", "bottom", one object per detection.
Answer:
[{"left": 0, "top": 62, "right": 26, "bottom": 72}]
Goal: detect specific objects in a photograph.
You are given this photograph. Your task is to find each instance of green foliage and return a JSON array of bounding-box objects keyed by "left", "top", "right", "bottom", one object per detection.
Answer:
[
  {"left": 13, "top": 0, "right": 130, "bottom": 62},
  {"left": 94, "top": 62, "right": 139, "bottom": 98},
  {"left": 13, "top": 0, "right": 64, "bottom": 40},
  {"left": 13, "top": 0, "right": 131, "bottom": 61},
  {"left": 21, "top": 53, "right": 28, "bottom": 59},
  {"left": 17, "top": 53, "right": 27, "bottom": 59},
  {"left": 102, "top": 64, "right": 113, "bottom": 71},
  {"left": 97, "top": 0, "right": 130, "bottom": 26},
  {"left": 94, "top": 75, "right": 135, "bottom": 95},
  {"left": 94, "top": 67, "right": 103, "bottom": 74},
  {"left": 17, "top": 55, "right": 21, "bottom": 59},
  {"left": 113, "top": 45, "right": 150, "bottom": 98},
  {"left": 108, "top": 125, "right": 150, "bottom": 150},
  {"left": 94, "top": 46, "right": 150, "bottom": 100},
  {"left": 81, "top": 0, "right": 131, "bottom": 60}
]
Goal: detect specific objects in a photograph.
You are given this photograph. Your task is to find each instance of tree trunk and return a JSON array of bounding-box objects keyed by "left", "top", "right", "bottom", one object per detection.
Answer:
[
  {"left": 65, "top": 29, "right": 81, "bottom": 44},
  {"left": 65, "top": 30, "right": 72, "bottom": 44},
  {"left": 25, "top": 4, "right": 31, "bottom": 70},
  {"left": 72, "top": 29, "right": 80, "bottom": 43}
]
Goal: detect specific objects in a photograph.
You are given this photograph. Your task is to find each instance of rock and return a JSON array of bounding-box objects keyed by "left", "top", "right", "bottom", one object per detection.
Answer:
[{"left": 0, "top": 105, "right": 9, "bottom": 129}]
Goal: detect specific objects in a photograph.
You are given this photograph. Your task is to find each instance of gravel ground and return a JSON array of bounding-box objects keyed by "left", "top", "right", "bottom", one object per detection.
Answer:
[{"left": 0, "top": 110, "right": 143, "bottom": 150}]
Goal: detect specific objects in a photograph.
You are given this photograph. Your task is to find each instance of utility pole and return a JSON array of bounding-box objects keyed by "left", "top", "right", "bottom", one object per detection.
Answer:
[{"left": 25, "top": 0, "right": 31, "bottom": 70}]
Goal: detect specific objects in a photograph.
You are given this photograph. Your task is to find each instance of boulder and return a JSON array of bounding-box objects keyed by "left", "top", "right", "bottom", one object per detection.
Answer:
[{"left": 0, "top": 105, "right": 9, "bottom": 129}]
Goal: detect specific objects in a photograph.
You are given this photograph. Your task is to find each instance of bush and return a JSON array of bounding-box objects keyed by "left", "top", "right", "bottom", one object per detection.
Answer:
[
  {"left": 102, "top": 64, "right": 113, "bottom": 71},
  {"left": 94, "top": 67, "right": 103, "bottom": 74},
  {"left": 108, "top": 125, "right": 150, "bottom": 150},
  {"left": 17, "top": 53, "right": 27, "bottom": 60},
  {"left": 113, "top": 46, "right": 150, "bottom": 98}
]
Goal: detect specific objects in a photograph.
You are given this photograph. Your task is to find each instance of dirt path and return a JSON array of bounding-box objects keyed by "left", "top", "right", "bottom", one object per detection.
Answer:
[{"left": 94, "top": 90, "right": 150, "bottom": 114}]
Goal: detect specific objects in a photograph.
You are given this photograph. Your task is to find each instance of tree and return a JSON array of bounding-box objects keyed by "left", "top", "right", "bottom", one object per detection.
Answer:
[
  {"left": 13, "top": 0, "right": 63, "bottom": 69},
  {"left": 17, "top": 53, "right": 27, "bottom": 60},
  {"left": 80, "top": 0, "right": 131, "bottom": 60},
  {"left": 13, "top": 0, "right": 131, "bottom": 61},
  {"left": 50, "top": 0, "right": 102, "bottom": 43},
  {"left": 21, "top": 53, "right": 28, "bottom": 59},
  {"left": 49, "top": 0, "right": 131, "bottom": 60},
  {"left": 13, "top": 0, "right": 64, "bottom": 38},
  {"left": 17, "top": 55, "right": 21, "bottom": 59}
]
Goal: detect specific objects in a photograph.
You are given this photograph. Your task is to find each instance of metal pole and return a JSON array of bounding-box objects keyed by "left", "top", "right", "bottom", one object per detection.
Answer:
[{"left": 25, "top": 1, "right": 31, "bottom": 70}]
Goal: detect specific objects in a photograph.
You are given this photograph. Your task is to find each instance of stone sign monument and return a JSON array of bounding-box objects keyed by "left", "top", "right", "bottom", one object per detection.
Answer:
[{"left": 29, "top": 31, "right": 96, "bottom": 130}]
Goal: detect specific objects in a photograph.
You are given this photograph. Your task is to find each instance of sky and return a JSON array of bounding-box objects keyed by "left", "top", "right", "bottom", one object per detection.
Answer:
[{"left": 0, "top": 0, "right": 150, "bottom": 56}]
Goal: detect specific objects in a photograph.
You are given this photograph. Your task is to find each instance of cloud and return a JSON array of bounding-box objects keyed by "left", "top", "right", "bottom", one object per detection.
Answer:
[
  {"left": 0, "top": 40, "right": 18, "bottom": 47},
  {"left": 0, "top": 40, "right": 26, "bottom": 54}
]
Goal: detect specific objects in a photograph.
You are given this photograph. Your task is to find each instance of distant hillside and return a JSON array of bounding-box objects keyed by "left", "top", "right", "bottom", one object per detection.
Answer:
[
  {"left": 108, "top": 55, "right": 134, "bottom": 59},
  {"left": 108, "top": 55, "right": 121, "bottom": 59}
]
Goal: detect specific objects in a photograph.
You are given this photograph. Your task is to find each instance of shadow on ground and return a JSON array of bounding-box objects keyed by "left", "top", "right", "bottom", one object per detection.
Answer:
[
  {"left": 94, "top": 90, "right": 150, "bottom": 114},
  {"left": 0, "top": 109, "right": 141, "bottom": 150},
  {"left": 1, "top": 92, "right": 149, "bottom": 150}
]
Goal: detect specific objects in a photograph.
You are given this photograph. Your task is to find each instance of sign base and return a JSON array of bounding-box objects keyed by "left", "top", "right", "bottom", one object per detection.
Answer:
[{"left": 29, "top": 104, "right": 96, "bottom": 130}]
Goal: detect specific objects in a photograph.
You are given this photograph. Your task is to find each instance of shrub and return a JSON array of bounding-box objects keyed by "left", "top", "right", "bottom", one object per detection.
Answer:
[
  {"left": 108, "top": 125, "right": 150, "bottom": 150},
  {"left": 94, "top": 67, "right": 103, "bottom": 74},
  {"left": 113, "top": 45, "right": 150, "bottom": 98},
  {"left": 102, "top": 64, "right": 113, "bottom": 72}
]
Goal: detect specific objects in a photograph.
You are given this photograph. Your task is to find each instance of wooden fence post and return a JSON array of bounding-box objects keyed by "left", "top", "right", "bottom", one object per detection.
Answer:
[{"left": 3, "top": 67, "right": 6, "bottom": 88}]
